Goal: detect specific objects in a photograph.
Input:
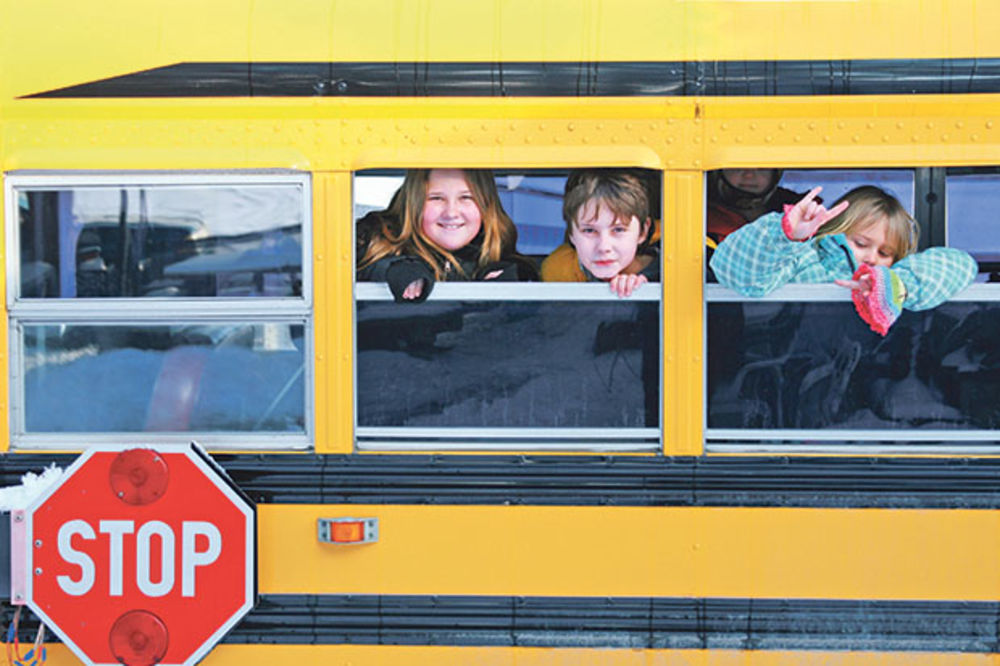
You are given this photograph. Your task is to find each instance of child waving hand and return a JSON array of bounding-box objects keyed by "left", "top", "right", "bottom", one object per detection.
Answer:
[{"left": 710, "top": 185, "right": 977, "bottom": 335}]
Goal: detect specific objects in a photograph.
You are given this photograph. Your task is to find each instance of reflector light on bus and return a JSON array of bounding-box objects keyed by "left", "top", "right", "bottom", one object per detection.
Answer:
[{"left": 317, "top": 518, "right": 378, "bottom": 545}]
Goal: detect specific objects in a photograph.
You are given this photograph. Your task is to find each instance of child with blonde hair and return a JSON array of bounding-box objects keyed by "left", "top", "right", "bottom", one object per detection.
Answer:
[
  {"left": 357, "top": 168, "right": 537, "bottom": 302},
  {"left": 710, "top": 185, "right": 976, "bottom": 335}
]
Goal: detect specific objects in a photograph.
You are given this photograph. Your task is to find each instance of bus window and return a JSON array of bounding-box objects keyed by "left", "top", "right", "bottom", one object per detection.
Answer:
[
  {"left": 705, "top": 168, "right": 997, "bottom": 452},
  {"left": 353, "top": 169, "right": 661, "bottom": 452},
  {"left": 6, "top": 173, "right": 312, "bottom": 449}
]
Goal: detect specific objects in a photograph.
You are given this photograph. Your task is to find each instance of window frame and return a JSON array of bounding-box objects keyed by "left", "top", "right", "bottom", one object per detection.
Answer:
[
  {"left": 351, "top": 169, "right": 664, "bottom": 453},
  {"left": 4, "top": 170, "right": 314, "bottom": 450},
  {"left": 704, "top": 166, "right": 1000, "bottom": 455}
]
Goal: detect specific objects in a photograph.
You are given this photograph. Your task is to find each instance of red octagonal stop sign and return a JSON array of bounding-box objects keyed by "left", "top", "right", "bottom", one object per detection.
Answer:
[{"left": 23, "top": 444, "right": 256, "bottom": 666}]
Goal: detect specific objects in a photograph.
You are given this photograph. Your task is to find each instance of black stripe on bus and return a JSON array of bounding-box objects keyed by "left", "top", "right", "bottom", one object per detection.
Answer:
[
  {"left": 5, "top": 454, "right": 1000, "bottom": 509},
  {"left": 22, "top": 59, "right": 1000, "bottom": 99},
  {"left": 220, "top": 594, "right": 1000, "bottom": 652}
]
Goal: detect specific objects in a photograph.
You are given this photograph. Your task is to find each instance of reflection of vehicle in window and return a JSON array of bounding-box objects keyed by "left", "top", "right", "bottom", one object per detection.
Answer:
[{"left": 9, "top": 175, "right": 311, "bottom": 447}]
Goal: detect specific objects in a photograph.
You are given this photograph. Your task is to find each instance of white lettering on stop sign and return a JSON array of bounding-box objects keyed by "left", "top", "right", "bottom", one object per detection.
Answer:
[{"left": 56, "top": 520, "right": 222, "bottom": 598}]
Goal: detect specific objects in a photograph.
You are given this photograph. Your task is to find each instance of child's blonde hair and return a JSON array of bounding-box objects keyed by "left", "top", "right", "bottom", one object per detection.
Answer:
[
  {"left": 357, "top": 168, "right": 518, "bottom": 280},
  {"left": 816, "top": 185, "right": 919, "bottom": 263},
  {"left": 562, "top": 169, "right": 651, "bottom": 248}
]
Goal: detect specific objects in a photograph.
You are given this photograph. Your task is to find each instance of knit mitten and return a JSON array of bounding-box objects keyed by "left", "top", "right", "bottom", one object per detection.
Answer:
[{"left": 850, "top": 264, "right": 905, "bottom": 336}]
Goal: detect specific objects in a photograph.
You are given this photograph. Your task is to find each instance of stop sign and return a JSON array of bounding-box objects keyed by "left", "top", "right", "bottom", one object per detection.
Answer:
[{"left": 23, "top": 444, "right": 256, "bottom": 666}]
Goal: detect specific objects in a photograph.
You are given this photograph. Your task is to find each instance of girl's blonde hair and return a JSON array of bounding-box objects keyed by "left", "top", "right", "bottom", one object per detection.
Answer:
[
  {"left": 357, "top": 168, "right": 518, "bottom": 280},
  {"left": 816, "top": 185, "right": 919, "bottom": 263}
]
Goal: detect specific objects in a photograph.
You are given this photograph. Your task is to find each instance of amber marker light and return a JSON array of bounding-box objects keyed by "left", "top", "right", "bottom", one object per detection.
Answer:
[{"left": 317, "top": 518, "right": 379, "bottom": 544}]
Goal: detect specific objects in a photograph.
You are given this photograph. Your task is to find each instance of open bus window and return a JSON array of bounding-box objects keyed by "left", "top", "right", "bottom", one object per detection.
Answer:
[
  {"left": 946, "top": 169, "right": 1000, "bottom": 282},
  {"left": 353, "top": 169, "right": 661, "bottom": 452},
  {"left": 705, "top": 168, "right": 1000, "bottom": 452},
  {"left": 6, "top": 173, "right": 312, "bottom": 449}
]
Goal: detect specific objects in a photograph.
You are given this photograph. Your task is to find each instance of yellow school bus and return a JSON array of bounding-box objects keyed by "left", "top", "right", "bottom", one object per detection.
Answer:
[{"left": 4, "top": 1, "right": 1000, "bottom": 664}]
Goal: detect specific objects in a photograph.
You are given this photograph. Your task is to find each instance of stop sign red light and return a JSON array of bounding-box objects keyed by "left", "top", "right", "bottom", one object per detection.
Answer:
[{"left": 23, "top": 444, "right": 256, "bottom": 666}]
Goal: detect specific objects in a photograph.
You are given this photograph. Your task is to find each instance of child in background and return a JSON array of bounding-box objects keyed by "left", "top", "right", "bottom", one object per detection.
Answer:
[
  {"left": 710, "top": 185, "right": 977, "bottom": 335},
  {"left": 357, "top": 168, "right": 537, "bottom": 302},
  {"left": 541, "top": 169, "right": 659, "bottom": 297}
]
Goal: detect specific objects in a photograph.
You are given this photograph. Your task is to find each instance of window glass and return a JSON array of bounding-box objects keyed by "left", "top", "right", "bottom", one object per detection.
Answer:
[
  {"left": 17, "top": 184, "right": 303, "bottom": 299},
  {"left": 21, "top": 322, "right": 305, "bottom": 433},
  {"left": 357, "top": 299, "right": 658, "bottom": 429},
  {"left": 708, "top": 300, "right": 999, "bottom": 433}
]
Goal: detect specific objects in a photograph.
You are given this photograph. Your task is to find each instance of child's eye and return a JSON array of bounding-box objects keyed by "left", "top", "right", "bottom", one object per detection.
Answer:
[
  {"left": 579, "top": 227, "right": 596, "bottom": 234},
  {"left": 612, "top": 226, "right": 628, "bottom": 234}
]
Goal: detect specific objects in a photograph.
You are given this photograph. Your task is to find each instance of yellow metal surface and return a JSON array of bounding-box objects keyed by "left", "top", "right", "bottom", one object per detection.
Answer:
[
  {"left": 2, "top": 96, "right": 1000, "bottom": 173},
  {"left": 259, "top": 504, "right": 1000, "bottom": 601},
  {"left": 316, "top": 173, "right": 355, "bottom": 453},
  {"left": 5, "top": 1, "right": 1000, "bottom": 103},
  {"left": 663, "top": 172, "right": 703, "bottom": 456}
]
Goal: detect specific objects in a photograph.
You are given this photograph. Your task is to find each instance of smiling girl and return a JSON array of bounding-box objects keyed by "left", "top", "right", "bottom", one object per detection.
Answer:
[
  {"left": 357, "top": 169, "right": 537, "bottom": 302},
  {"left": 710, "top": 185, "right": 977, "bottom": 335}
]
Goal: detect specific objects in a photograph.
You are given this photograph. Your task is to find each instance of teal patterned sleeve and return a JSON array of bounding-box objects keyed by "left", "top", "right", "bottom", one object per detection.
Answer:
[
  {"left": 891, "top": 247, "right": 978, "bottom": 311},
  {"left": 709, "top": 212, "right": 826, "bottom": 296}
]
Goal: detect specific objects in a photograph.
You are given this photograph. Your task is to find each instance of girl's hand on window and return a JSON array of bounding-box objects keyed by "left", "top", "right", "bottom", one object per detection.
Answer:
[
  {"left": 834, "top": 272, "right": 873, "bottom": 296},
  {"left": 483, "top": 269, "right": 505, "bottom": 280},
  {"left": 782, "top": 186, "right": 850, "bottom": 241},
  {"left": 401, "top": 279, "right": 425, "bottom": 300},
  {"left": 609, "top": 273, "right": 648, "bottom": 298}
]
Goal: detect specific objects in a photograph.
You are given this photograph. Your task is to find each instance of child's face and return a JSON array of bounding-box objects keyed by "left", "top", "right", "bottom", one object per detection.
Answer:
[
  {"left": 569, "top": 200, "right": 648, "bottom": 280},
  {"left": 722, "top": 169, "right": 773, "bottom": 195},
  {"left": 420, "top": 169, "right": 483, "bottom": 251},
  {"left": 845, "top": 216, "right": 896, "bottom": 268}
]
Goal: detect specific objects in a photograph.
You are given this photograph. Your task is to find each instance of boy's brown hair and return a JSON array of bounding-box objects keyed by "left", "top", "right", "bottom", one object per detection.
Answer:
[{"left": 562, "top": 169, "right": 652, "bottom": 248}]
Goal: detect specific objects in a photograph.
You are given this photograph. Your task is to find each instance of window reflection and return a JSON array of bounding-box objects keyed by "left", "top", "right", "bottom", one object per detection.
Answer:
[
  {"left": 18, "top": 185, "right": 303, "bottom": 299},
  {"left": 357, "top": 300, "right": 659, "bottom": 429},
  {"left": 22, "top": 323, "right": 306, "bottom": 433},
  {"left": 708, "top": 301, "right": 1000, "bottom": 430}
]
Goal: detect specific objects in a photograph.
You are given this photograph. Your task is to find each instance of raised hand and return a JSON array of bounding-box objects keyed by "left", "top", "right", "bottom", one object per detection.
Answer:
[{"left": 782, "top": 186, "right": 850, "bottom": 241}]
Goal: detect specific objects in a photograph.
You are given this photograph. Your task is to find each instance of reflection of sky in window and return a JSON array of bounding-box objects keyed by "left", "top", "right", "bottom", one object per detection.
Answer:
[
  {"left": 780, "top": 170, "right": 915, "bottom": 214},
  {"left": 72, "top": 186, "right": 302, "bottom": 236},
  {"left": 947, "top": 175, "right": 1000, "bottom": 258}
]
